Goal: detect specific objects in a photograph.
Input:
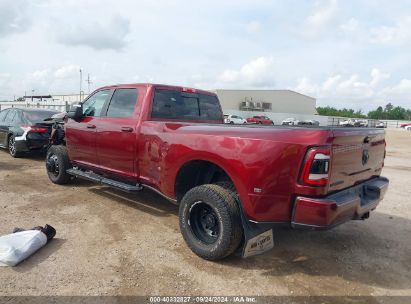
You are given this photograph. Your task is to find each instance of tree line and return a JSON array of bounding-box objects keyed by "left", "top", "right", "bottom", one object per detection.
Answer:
[{"left": 317, "top": 103, "right": 411, "bottom": 120}]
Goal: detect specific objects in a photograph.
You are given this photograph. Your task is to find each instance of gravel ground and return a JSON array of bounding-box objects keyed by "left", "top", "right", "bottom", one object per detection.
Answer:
[{"left": 0, "top": 129, "right": 410, "bottom": 298}]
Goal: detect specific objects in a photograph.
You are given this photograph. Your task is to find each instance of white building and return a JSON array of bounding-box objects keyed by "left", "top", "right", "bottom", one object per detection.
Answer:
[{"left": 215, "top": 89, "right": 317, "bottom": 114}]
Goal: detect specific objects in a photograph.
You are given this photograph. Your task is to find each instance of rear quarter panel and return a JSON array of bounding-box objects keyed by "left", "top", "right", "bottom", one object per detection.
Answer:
[{"left": 138, "top": 123, "right": 333, "bottom": 222}]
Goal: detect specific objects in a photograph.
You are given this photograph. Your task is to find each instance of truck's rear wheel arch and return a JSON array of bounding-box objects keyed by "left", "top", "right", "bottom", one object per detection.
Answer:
[{"left": 175, "top": 160, "right": 237, "bottom": 203}]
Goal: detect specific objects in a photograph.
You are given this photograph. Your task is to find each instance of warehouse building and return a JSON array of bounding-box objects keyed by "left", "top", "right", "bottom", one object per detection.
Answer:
[{"left": 215, "top": 89, "right": 317, "bottom": 115}]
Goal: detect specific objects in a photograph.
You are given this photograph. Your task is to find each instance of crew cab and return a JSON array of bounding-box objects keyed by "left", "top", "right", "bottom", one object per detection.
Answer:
[
  {"left": 45, "top": 83, "right": 389, "bottom": 260},
  {"left": 246, "top": 115, "right": 274, "bottom": 125}
]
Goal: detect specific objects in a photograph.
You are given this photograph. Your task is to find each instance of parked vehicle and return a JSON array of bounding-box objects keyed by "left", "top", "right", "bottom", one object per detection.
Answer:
[
  {"left": 46, "top": 83, "right": 389, "bottom": 260},
  {"left": 224, "top": 114, "right": 247, "bottom": 124},
  {"left": 297, "top": 119, "right": 320, "bottom": 126},
  {"left": 339, "top": 119, "right": 364, "bottom": 127},
  {"left": 358, "top": 120, "right": 368, "bottom": 127},
  {"left": 0, "top": 108, "right": 59, "bottom": 157},
  {"left": 339, "top": 119, "right": 355, "bottom": 127},
  {"left": 400, "top": 123, "right": 411, "bottom": 128},
  {"left": 405, "top": 125, "right": 411, "bottom": 131},
  {"left": 282, "top": 118, "right": 298, "bottom": 126},
  {"left": 246, "top": 115, "right": 274, "bottom": 125},
  {"left": 376, "top": 121, "right": 386, "bottom": 128}
]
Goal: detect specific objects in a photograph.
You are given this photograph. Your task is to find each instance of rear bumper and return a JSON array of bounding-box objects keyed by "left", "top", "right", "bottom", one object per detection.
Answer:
[
  {"left": 291, "top": 176, "right": 389, "bottom": 229},
  {"left": 15, "top": 138, "right": 48, "bottom": 152}
]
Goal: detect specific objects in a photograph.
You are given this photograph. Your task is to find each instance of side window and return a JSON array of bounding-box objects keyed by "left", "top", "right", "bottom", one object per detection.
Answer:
[
  {"left": 106, "top": 89, "right": 138, "bottom": 118},
  {"left": 82, "top": 90, "right": 111, "bottom": 117},
  {"left": 151, "top": 89, "right": 222, "bottom": 121},
  {"left": 5, "top": 109, "right": 16, "bottom": 124},
  {"left": 0, "top": 110, "right": 8, "bottom": 122},
  {"left": 198, "top": 94, "right": 222, "bottom": 121}
]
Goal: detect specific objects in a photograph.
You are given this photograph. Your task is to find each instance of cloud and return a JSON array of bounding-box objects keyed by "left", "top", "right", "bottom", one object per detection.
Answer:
[
  {"left": 303, "top": 0, "right": 338, "bottom": 38},
  {"left": 217, "top": 56, "right": 275, "bottom": 88},
  {"left": 0, "top": 74, "right": 12, "bottom": 98},
  {"left": 339, "top": 18, "right": 359, "bottom": 32},
  {"left": 245, "top": 21, "right": 262, "bottom": 34},
  {"left": 382, "top": 79, "right": 411, "bottom": 98},
  {"left": 54, "top": 65, "right": 81, "bottom": 79},
  {"left": 370, "top": 16, "right": 411, "bottom": 45},
  {"left": 370, "top": 68, "right": 390, "bottom": 87},
  {"left": 295, "top": 68, "right": 390, "bottom": 99},
  {"left": 31, "top": 69, "right": 49, "bottom": 81},
  {"left": 294, "top": 68, "right": 411, "bottom": 108},
  {"left": 54, "top": 15, "right": 131, "bottom": 51},
  {"left": 0, "top": 0, "right": 31, "bottom": 37}
]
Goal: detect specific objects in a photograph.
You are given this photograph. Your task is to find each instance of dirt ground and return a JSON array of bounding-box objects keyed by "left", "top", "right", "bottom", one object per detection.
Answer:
[{"left": 0, "top": 129, "right": 410, "bottom": 298}]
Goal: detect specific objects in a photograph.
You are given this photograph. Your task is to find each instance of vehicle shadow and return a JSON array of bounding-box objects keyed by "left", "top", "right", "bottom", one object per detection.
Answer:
[
  {"left": 88, "top": 186, "right": 178, "bottom": 218},
  {"left": 220, "top": 212, "right": 411, "bottom": 290},
  {"left": 79, "top": 182, "right": 411, "bottom": 290},
  {"left": 0, "top": 149, "right": 46, "bottom": 163},
  {"left": 12, "top": 238, "right": 66, "bottom": 273},
  {"left": 0, "top": 160, "right": 24, "bottom": 171}
]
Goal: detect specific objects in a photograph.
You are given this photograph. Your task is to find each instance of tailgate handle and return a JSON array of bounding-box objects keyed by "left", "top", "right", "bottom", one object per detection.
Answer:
[
  {"left": 121, "top": 127, "right": 133, "bottom": 132},
  {"left": 363, "top": 136, "right": 370, "bottom": 144},
  {"left": 87, "top": 124, "right": 96, "bottom": 129}
]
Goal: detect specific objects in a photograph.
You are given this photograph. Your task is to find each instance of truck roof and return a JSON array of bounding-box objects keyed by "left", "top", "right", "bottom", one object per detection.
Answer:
[{"left": 97, "top": 83, "right": 217, "bottom": 96}]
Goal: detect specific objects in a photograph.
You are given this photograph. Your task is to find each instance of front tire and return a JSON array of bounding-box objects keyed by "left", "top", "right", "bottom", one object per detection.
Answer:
[
  {"left": 179, "top": 184, "right": 243, "bottom": 260},
  {"left": 46, "top": 145, "right": 71, "bottom": 184}
]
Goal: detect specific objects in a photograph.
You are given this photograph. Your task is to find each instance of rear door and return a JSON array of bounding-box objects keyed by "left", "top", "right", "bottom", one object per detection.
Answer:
[
  {"left": 96, "top": 88, "right": 139, "bottom": 179},
  {"left": 328, "top": 128, "right": 386, "bottom": 193},
  {"left": 65, "top": 90, "right": 113, "bottom": 167}
]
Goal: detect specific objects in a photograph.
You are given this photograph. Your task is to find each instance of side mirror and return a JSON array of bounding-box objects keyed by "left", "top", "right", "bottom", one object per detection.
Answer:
[{"left": 67, "top": 104, "right": 83, "bottom": 120}]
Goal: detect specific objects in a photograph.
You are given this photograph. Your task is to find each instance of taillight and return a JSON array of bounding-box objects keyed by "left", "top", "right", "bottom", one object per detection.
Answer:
[
  {"left": 21, "top": 125, "right": 48, "bottom": 133},
  {"left": 300, "top": 146, "right": 331, "bottom": 186}
]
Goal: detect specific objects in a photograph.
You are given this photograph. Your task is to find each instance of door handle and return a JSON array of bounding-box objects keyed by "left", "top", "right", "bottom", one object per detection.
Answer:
[
  {"left": 121, "top": 127, "right": 133, "bottom": 132},
  {"left": 87, "top": 124, "right": 96, "bottom": 129}
]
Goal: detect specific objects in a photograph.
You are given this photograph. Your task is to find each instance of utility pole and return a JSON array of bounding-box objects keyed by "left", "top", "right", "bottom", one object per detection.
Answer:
[
  {"left": 79, "top": 68, "right": 83, "bottom": 101},
  {"left": 86, "top": 73, "right": 93, "bottom": 93}
]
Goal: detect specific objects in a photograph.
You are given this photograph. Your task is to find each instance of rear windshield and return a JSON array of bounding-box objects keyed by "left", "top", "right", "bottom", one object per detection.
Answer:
[
  {"left": 23, "top": 110, "right": 58, "bottom": 122},
  {"left": 151, "top": 89, "right": 223, "bottom": 121}
]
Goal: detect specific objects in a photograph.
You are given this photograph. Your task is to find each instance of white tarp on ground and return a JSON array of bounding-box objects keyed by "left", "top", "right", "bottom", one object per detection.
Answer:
[{"left": 0, "top": 230, "right": 47, "bottom": 267}]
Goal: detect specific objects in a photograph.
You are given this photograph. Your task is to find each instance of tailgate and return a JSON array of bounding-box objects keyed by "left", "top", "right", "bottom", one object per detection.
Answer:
[{"left": 328, "top": 128, "right": 386, "bottom": 192}]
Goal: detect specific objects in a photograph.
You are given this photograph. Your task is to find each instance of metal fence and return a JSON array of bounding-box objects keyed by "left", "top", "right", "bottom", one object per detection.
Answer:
[{"left": 0, "top": 101, "right": 70, "bottom": 112}]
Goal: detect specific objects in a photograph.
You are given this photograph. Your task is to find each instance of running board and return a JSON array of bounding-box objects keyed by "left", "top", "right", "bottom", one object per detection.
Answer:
[{"left": 66, "top": 168, "right": 143, "bottom": 192}]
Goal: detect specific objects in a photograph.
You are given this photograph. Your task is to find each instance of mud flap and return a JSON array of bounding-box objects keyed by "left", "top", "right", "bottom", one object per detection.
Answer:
[{"left": 240, "top": 212, "right": 275, "bottom": 258}]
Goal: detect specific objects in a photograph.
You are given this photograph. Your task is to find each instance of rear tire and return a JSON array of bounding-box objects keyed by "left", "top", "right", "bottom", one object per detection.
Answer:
[
  {"left": 179, "top": 184, "right": 243, "bottom": 260},
  {"left": 46, "top": 145, "right": 71, "bottom": 184},
  {"left": 8, "top": 135, "right": 22, "bottom": 158}
]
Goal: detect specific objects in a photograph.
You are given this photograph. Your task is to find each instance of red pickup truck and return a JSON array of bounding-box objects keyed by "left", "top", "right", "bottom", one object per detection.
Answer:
[
  {"left": 45, "top": 83, "right": 389, "bottom": 260},
  {"left": 246, "top": 115, "right": 274, "bottom": 125}
]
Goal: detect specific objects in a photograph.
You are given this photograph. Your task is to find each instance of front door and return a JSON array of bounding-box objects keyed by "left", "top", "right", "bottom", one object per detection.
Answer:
[
  {"left": 65, "top": 90, "right": 113, "bottom": 167},
  {"left": 96, "top": 88, "right": 139, "bottom": 180}
]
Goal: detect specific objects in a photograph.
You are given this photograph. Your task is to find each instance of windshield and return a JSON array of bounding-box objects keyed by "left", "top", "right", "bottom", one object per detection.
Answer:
[{"left": 23, "top": 110, "right": 59, "bottom": 122}]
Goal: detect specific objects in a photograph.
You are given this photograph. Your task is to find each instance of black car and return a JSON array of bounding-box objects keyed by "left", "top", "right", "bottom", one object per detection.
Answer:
[{"left": 0, "top": 108, "right": 60, "bottom": 157}]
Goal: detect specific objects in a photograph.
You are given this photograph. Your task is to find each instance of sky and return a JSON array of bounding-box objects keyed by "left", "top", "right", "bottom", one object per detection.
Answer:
[{"left": 0, "top": 0, "right": 411, "bottom": 111}]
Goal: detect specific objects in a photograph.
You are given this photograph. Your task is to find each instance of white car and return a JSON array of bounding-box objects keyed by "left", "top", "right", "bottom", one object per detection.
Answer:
[
  {"left": 339, "top": 119, "right": 356, "bottom": 127},
  {"left": 376, "top": 121, "right": 385, "bottom": 128},
  {"left": 224, "top": 114, "right": 247, "bottom": 124},
  {"left": 282, "top": 118, "right": 299, "bottom": 126}
]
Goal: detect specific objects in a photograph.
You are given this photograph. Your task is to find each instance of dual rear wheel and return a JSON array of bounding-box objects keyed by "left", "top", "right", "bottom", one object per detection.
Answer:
[{"left": 179, "top": 184, "right": 243, "bottom": 260}]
